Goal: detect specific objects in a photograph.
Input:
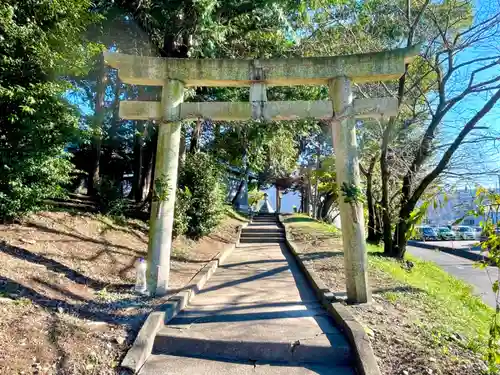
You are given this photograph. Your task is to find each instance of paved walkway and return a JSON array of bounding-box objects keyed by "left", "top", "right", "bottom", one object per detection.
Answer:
[
  {"left": 139, "top": 215, "right": 355, "bottom": 374},
  {"left": 408, "top": 246, "right": 498, "bottom": 308}
]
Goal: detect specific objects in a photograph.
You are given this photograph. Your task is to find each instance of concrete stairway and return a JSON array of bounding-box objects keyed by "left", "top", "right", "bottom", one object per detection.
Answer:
[
  {"left": 139, "top": 214, "right": 355, "bottom": 375},
  {"left": 240, "top": 214, "right": 285, "bottom": 244}
]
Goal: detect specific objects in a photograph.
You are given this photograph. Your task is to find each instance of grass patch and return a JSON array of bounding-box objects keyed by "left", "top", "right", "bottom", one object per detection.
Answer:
[
  {"left": 224, "top": 205, "right": 250, "bottom": 222},
  {"left": 285, "top": 213, "right": 493, "bottom": 356},
  {"left": 283, "top": 213, "right": 340, "bottom": 236},
  {"left": 368, "top": 244, "right": 492, "bottom": 348}
]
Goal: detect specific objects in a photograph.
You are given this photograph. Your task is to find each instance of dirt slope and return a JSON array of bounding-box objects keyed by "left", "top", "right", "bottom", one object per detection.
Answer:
[{"left": 0, "top": 210, "right": 244, "bottom": 375}]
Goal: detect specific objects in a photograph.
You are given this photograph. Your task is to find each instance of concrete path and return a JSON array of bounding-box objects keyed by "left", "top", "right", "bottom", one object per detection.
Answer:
[
  {"left": 408, "top": 246, "right": 498, "bottom": 308},
  {"left": 139, "top": 215, "right": 355, "bottom": 374}
]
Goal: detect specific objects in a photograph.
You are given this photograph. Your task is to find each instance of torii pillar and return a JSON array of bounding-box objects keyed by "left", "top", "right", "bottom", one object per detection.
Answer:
[
  {"left": 147, "top": 80, "right": 184, "bottom": 295},
  {"left": 104, "top": 45, "right": 419, "bottom": 301},
  {"left": 329, "top": 77, "right": 369, "bottom": 302}
]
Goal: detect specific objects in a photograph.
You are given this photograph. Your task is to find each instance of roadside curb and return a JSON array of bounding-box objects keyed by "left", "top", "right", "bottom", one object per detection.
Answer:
[
  {"left": 121, "top": 220, "right": 249, "bottom": 374},
  {"left": 277, "top": 215, "right": 381, "bottom": 375},
  {"left": 408, "top": 240, "right": 488, "bottom": 262}
]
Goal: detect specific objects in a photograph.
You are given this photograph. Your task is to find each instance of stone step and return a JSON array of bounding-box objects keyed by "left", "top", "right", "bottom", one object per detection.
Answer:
[
  {"left": 240, "top": 232, "right": 285, "bottom": 238},
  {"left": 241, "top": 228, "right": 285, "bottom": 234},
  {"left": 239, "top": 238, "right": 286, "bottom": 244},
  {"left": 153, "top": 317, "right": 352, "bottom": 366},
  {"left": 140, "top": 354, "right": 356, "bottom": 375},
  {"left": 250, "top": 221, "right": 279, "bottom": 225}
]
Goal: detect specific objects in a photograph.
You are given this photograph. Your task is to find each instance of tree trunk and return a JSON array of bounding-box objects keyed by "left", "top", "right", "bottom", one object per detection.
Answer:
[
  {"left": 231, "top": 148, "right": 248, "bottom": 206},
  {"left": 232, "top": 177, "right": 245, "bottom": 205},
  {"left": 312, "top": 146, "right": 320, "bottom": 219},
  {"left": 381, "top": 183, "right": 393, "bottom": 254},
  {"left": 88, "top": 53, "right": 105, "bottom": 195},
  {"left": 231, "top": 166, "right": 250, "bottom": 206},
  {"left": 320, "top": 193, "right": 335, "bottom": 220},
  {"left": 365, "top": 157, "right": 380, "bottom": 244},
  {"left": 141, "top": 162, "right": 153, "bottom": 203},
  {"left": 305, "top": 176, "right": 312, "bottom": 216},
  {"left": 393, "top": 218, "right": 410, "bottom": 259},
  {"left": 375, "top": 204, "right": 383, "bottom": 242},
  {"left": 189, "top": 118, "right": 202, "bottom": 153},
  {"left": 132, "top": 122, "right": 144, "bottom": 202},
  {"left": 392, "top": 89, "right": 500, "bottom": 258},
  {"left": 105, "top": 75, "right": 123, "bottom": 182},
  {"left": 140, "top": 130, "right": 157, "bottom": 204},
  {"left": 178, "top": 129, "right": 186, "bottom": 166},
  {"left": 304, "top": 172, "right": 314, "bottom": 216},
  {"left": 366, "top": 175, "right": 377, "bottom": 243},
  {"left": 300, "top": 185, "right": 304, "bottom": 213},
  {"left": 379, "top": 0, "right": 421, "bottom": 255}
]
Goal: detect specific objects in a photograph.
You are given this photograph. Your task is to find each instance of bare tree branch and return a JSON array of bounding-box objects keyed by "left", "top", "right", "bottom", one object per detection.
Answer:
[{"left": 409, "top": 89, "right": 500, "bottom": 214}]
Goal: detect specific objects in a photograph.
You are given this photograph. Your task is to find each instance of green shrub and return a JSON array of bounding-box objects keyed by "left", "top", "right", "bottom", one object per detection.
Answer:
[
  {"left": 0, "top": 151, "right": 74, "bottom": 221},
  {"left": 173, "top": 187, "right": 191, "bottom": 237},
  {"left": 178, "top": 152, "right": 225, "bottom": 239}
]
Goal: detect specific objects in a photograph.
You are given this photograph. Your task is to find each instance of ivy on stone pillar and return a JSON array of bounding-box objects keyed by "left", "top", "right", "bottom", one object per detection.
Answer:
[{"left": 328, "top": 77, "right": 371, "bottom": 304}]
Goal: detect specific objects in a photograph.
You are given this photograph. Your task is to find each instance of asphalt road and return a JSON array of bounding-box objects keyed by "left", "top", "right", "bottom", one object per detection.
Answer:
[
  {"left": 407, "top": 246, "right": 498, "bottom": 308},
  {"left": 416, "top": 240, "right": 480, "bottom": 250}
]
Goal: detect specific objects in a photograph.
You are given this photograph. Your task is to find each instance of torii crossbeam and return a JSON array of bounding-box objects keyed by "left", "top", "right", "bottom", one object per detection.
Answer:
[{"left": 104, "top": 45, "right": 419, "bottom": 303}]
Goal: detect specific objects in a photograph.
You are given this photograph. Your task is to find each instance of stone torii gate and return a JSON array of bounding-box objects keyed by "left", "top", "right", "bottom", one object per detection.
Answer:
[{"left": 104, "top": 45, "right": 418, "bottom": 303}]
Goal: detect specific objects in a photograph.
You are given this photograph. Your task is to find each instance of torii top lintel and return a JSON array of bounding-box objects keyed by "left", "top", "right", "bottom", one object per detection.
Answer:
[{"left": 104, "top": 45, "right": 420, "bottom": 87}]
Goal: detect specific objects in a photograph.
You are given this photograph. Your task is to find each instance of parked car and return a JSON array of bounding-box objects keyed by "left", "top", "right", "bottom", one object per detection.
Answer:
[
  {"left": 417, "top": 226, "right": 438, "bottom": 241},
  {"left": 454, "top": 226, "right": 475, "bottom": 240},
  {"left": 437, "top": 227, "right": 457, "bottom": 240},
  {"left": 473, "top": 226, "right": 483, "bottom": 240},
  {"left": 411, "top": 226, "right": 438, "bottom": 241}
]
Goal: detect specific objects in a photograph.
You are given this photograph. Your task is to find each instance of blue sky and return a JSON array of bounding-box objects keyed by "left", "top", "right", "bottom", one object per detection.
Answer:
[{"left": 435, "top": 0, "right": 500, "bottom": 189}]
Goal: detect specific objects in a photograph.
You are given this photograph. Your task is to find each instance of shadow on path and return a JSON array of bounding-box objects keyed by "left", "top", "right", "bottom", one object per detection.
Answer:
[{"left": 198, "top": 265, "right": 290, "bottom": 294}]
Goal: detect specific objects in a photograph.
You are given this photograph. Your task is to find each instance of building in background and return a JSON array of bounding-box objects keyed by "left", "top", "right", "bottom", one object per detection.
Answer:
[{"left": 423, "top": 188, "right": 500, "bottom": 226}]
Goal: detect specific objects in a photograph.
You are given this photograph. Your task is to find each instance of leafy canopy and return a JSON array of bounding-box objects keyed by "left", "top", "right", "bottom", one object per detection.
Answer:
[{"left": 0, "top": 0, "right": 100, "bottom": 220}]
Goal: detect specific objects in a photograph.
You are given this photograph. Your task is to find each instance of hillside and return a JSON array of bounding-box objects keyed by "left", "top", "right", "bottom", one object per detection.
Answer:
[{"left": 0, "top": 209, "right": 245, "bottom": 374}]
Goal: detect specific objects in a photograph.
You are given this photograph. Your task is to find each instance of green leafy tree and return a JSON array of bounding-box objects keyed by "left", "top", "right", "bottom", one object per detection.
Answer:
[
  {"left": 178, "top": 152, "right": 225, "bottom": 238},
  {"left": 313, "top": 156, "right": 339, "bottom": 222},
  {"left": 469, "top": 187, "right": 500, "bottom": 372},
  {"left": 248, "top": 189, "right": 265, "bottom": 211},
  {"left": 0, "top": 0, "right": 100, "bottom": 220}
]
